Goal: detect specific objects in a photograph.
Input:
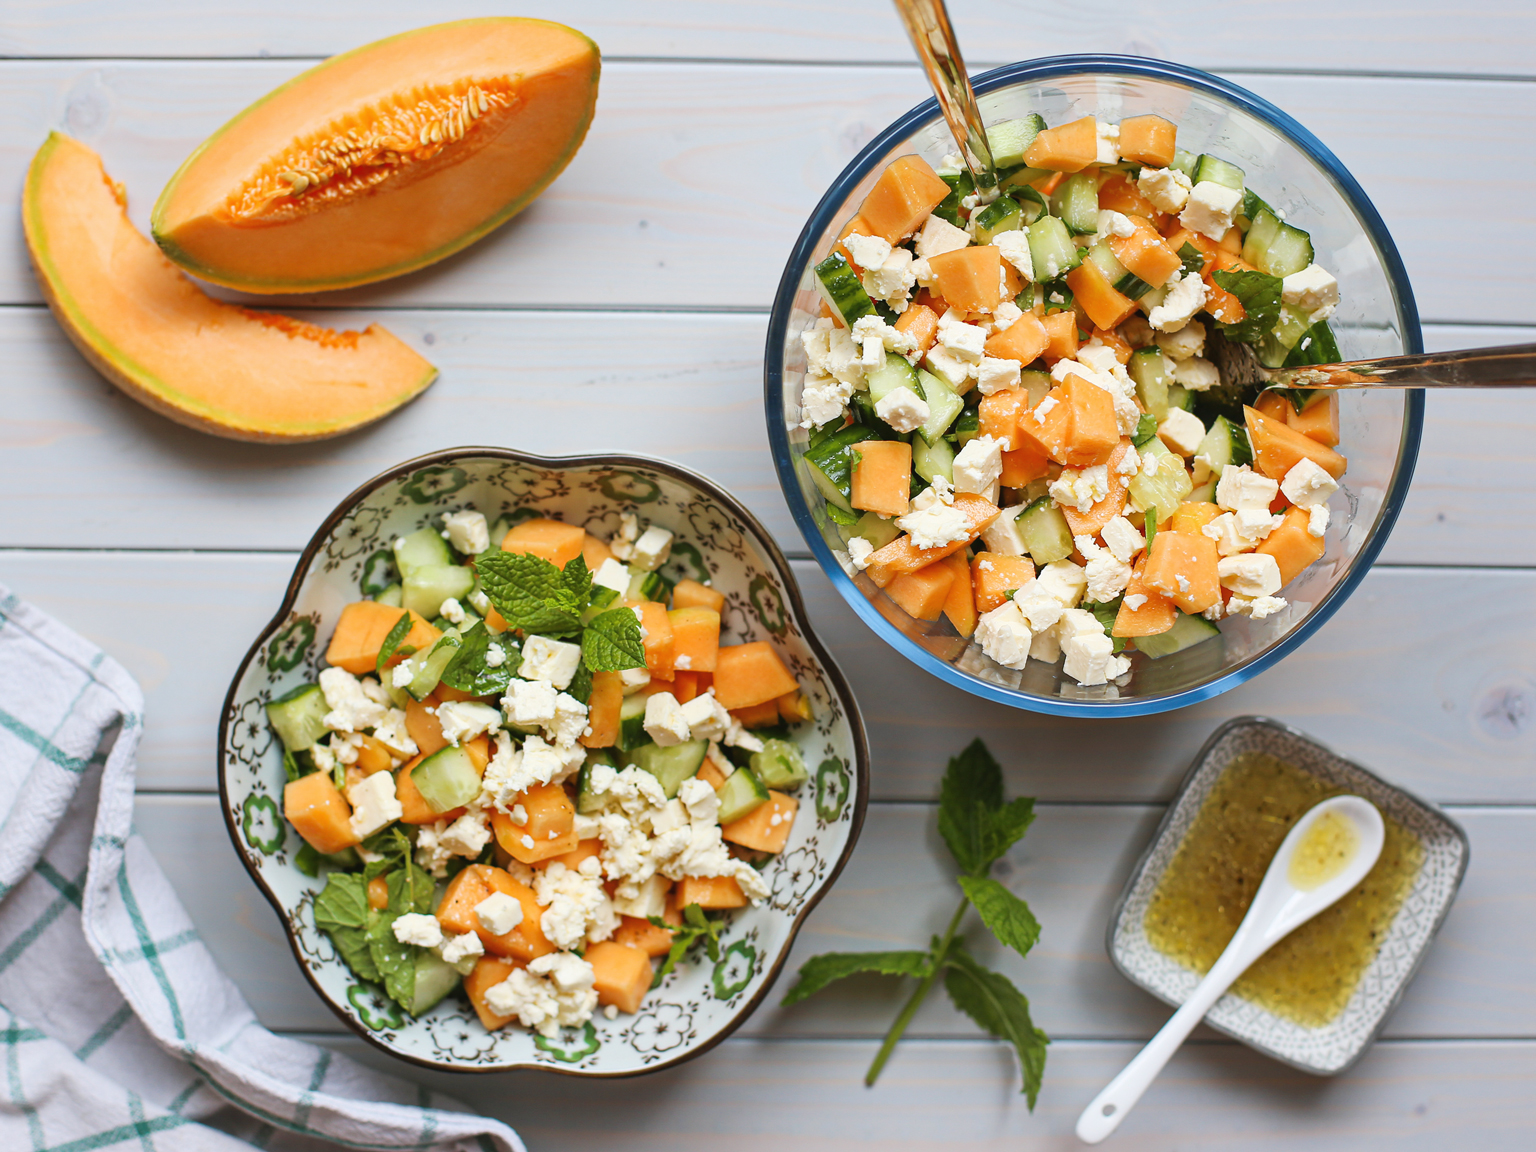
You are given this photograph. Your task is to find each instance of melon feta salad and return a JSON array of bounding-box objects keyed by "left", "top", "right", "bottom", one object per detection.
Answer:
[
  {"left": 268, "top": 507, "right": 814, "bottom": 1037},
  {"left": 798, "top": 110, "right": 1347, "bottom": 685}
]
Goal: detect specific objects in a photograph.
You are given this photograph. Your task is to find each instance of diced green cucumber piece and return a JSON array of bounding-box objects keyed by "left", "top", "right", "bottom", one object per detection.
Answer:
[
  {"left": 751, "top": 738, "right": 809, "bottom": 789},
  {"left": 1193, "top": 415, "right": 1254, "bottom": 472},
  {"left": 411, "top": 744, "right": 482, "bottom": 815},
  {"left": 616, "top": 694, "right": 650, "bottom": 753},
  {"left": 407, "top": 629, "right": 462, "bottom": 701},
  {"left": 1017, "top": 496, "right": 1074, "bottom": 566},
  {"left": 626, "top": 569, "right": 674, "bottom": 603},
  {"left": 912, "top": 434, "right": 956, "bottom": 486},
  {"left": 1282, "top": 319, "right": 1341, "bottom": 369},
  {"left": 866, "top": 350, "right": 920, "bottom": 403},
  {"left": 374, "top": 583, "right": 403, "bottom": 608},
  {"left": 630, "top": 740, "right": 708, "bottom": 799},
  {"left": 1135, "top": 611, "right": 1221, "bottom": 659},
  {"left": 265, "top": 683, "right": 330, "bottom": 753},
  {"left": 581, "top": 585, "right": 620, "bottom": 625},
  {"left": 805, "top": 424, "right": 878, "bottom": 513},
  {"left": 1256, "top": 303, "right": 1314, "bottom": 369},
  {"left": 1188, "top": 478, "right": 1217, "bottom": 503},
  {"left": 953, "top": 405, "right": 980, "bottom": 449},
  {"left": 1086, "top": 242, "right": 1152, "bottom": 301},
  {"left": 576, "top": 749, "right": 617, "bottom": 814},
  {"left": 826, "top": 502, "right": 861, "bottom": 527},
  {"left": 1027, "top": 216, "right": 1082, "bottom": 282},
  {"left": 1235, "top": 188, "right": 1273, "bottom": 232},
  {"left": 1050, "top": 170, "right": 1101, "bottom": 236},
  {"left": 1168, "top": 149, "right": 1198, "bottom": 181},
  {"left": 814, "top": 252, "right": 875, "bottom": 327},
  {"left": 392, "top": 527, "right": 452, "bottom": 577},
  {"left": 1019, "top": 370, "right": 1052, "bottom": 408},
  {"left": 1128, "top": 347, "right": 1172, "bottom": 420},
  {"left": 410, "top": 949, "right": 464, "bottom": 1015},
  {"left": 933, "top": 170, "right": 974, "bottom": 227},
  {"left": 1191, "top": 154, "right": 1244, "bottom": 193},
  {"left": 844, "top": 510, "right": 901, "bottom": 553},
  {"left": 1128, "top": 438, "right": 1193, "bottom": 514},
  {"left": 1010, "top": 184, "right": 1048, "bottom": 226},
  {"left": 1166, "top": 383, "right": 1195, "bottom": 412},
  {"left": 1241, "top": 209, "right": 1314, "bottom": 278},
  {"left": 1136, "top": 283, "right": 1167, "bottom": 316},
  {"left": 916, "top": 368, "right": 963, "bottom": 446},
  {"left": 987, "top": 114, "right": 1046, "bottom": 168},
  {"left": 971, "top": 195, "right": 1022, "bottom": 244},
  {"left": 999, "top": 166, "right": 1053, "bottom": 194},
  {"left": 716, "top": 766, "right": 771, "bottom": 825},
  {"left": 402, "top": 563, "right": 475, "bottom": 620}
]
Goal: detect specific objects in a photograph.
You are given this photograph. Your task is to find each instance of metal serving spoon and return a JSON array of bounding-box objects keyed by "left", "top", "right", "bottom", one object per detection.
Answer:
[{"left": 1075, "top": 795, "right": 1386, "bottom": 1144}]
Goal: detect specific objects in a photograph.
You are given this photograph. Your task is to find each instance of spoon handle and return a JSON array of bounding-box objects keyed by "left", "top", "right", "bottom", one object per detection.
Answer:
[
  {"left": 889, "top": 0, "right": 998, "bottom": 202},
  {"left": 1268, "top": 342, "right": 1536, "bottom": 389}
]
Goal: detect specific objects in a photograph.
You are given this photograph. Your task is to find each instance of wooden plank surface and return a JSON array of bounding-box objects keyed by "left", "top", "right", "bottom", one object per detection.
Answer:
[
  {"left": 5, "top": 553, "right": 1535, "bottom": 804},
  {"left": 1, "top": 309, "right": 1533, "bottom": 564},
  {"left": 131, "top": 795, "right": 1535, "bottom": 1044},
  {"left": 3, "top": 0, "right": 1532, "bottom": 78},
  {"left": 0, "top": 63, "right": 1533, "bottom": 322}
]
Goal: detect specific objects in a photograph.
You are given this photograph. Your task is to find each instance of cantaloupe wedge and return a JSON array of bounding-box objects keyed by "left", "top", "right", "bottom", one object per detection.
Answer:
[
  {"left": 939, "top": 550, "right": 978, "bottom": 638},
  {"left": 581, "top": 670, "right": 623, "bottom": 747},
  {"left": 580, "top": 533, "right": 615, "bottom": 571},
  {"left": 895, "top": 303, "right": 940, "bottom": 354},
  {"left": 1142, "top": 531, "right": 1221, "bottom": 614},
  {"left": 677, "top": 875, "right": 746, "bottom": 910},
  {"left": 1117, "top": 116, "right": 1178, "bottom": 167},
  {"left": 928, "top": 245, "right": 1002, "bottom": 313},
  {"left": 985, "top": 311, "right": 1050, "bottom": 365},
  {"left": 1065, "top": 259, "right": 1138, "bottom": 331},
  {"left": 1061, "top": 441, "right": 1133, "bottom": 535},
  {"left": 672, "top": 579, "right": 726, "bottom": 614},
  {"left": 1108, "top": 218, "right": 1182, "bottom": 288},
  {"left": 667, "top": 607, "right": 721, "bottom": 672},
  {"left": 713, "top": 642, "right": 799, "bottom": 711},
  {"left": 465, "top": 957, "right": 520, "bottom": 1030},
  {"left": 1244, "top": 405, "right": 1348, "bottom": 481},
  {"left": 23, "top": 134, "right": 436, "bottom": 442},
  {"left": 851, "top": 440, "right": 913, "bottom": 516},
  {"left": 324, "top": 601, "right": 440, "bottom": 675},
  {"left": 978, "top": 387, "right": 1031, "bottom": 451},
  {"left": 1257, "top": 505, "right": 1327, "bottom": 586},
  {"left": 152, "top": 18, "right": 601, "bottom": 293},
  {"left": 634, "top": 600, "right": 676, "bottom": 678},
  {"left": 858, "top": 155, "right": 951, "bottom": 244},
  {"left": 405, "top": 694, "right": 449, "bottom": 757},
  {"left": 1000, "top": 443, "right": 1051, "bottom": 488},
  {"left": 1113, "top": 557, "right": 1178, "bottom": 637},
  {"left": 284, "top": 771, "right": 358, "bottom": 854},
  {"left": 1024, "top": 116, "right": 1098, "bottom": 172},
  {"left": 972, "top": 554, "right": 1035, "bottom": 613},
  {"left": 1170, "top": 501, "right": 1222, "bottom": 535},
  {"left": 492, "top": 781, "right": 578, "bottom": 864},
  {"left": 863, "top": 494, "right": 1001, "bottom": 587},
  {"left": 730, "top": 699, "right": 782, "bottom": 729},
  {"left": 586, "top": 941, "right": 654, "bottom": 1014},
  {"left": 1288, "top": 392, "right": 1341, "bottom": 446},
  {"left": 501, "top": 518, "right": 586, "bottom": 566},
  {"left": 614, "top": 914, "right": 675, "bottom": 958},
  {"left": 722, "top": 791, "right": 798, "bottom": 853},
  {"left": 886, "top": 559, "right": 956, "bottom": 621},
  {"left": 1040, "top": 310, "right": 1080, "bottom": 362}
]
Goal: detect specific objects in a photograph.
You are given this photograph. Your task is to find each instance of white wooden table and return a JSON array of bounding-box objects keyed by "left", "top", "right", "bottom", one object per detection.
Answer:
[{"left": 4, "top": 3, "right": 1535, "bottom": 1146}]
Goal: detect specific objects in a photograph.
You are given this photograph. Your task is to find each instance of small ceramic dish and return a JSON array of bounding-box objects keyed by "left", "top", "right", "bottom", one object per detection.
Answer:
[
  {"left": 218, "top": 448, "right": 869, "bottom": 1075},
  {"left": 1107, "top": 716, "right": 1468, "bottom": 1075}
]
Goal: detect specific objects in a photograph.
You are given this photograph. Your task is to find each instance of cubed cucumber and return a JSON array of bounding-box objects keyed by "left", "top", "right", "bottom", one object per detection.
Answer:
[
  {"left": 374, "top": 583, "right": 404, "bottom": 608},
  {"left": 1128, "top": 347, "right": 1171, "bottom": 420},
  {"left": 1193, "top": 415, "right": 1253, "bottom": 472},
  {"left": 581, "top": 585, "right": 620, "bottom": 624},
  {"left": 630, "top": 740, "right": 708, "bottom": 799},
  {"left": 265, "top": 683, "right": 330, "bottom": 753},
  {"left": 1086, "top": 242, "right": 1152, "bottom": 301},
  {"left": 953, "top": 406, "right": 980, "bottom": 449},
  {"left": 1128, "top": 438, "right": 1194, "bottom": 516},
  {"left": 1191, "top": 154, "right": 1245, "bottom": 193},
  {"left": 576, "top": 749, "right": 618, "bottom": 814},
  {"left": 805, "top": 424, "right": 878, "bottom": 513},
  {"left": 716, "top": 766, "right": 771, "bottom": 825},
  {"left": 842, "top": 510, "right": 901, "bottom": 552},
  {"left": 410, "top": 948, "right": 464, "bottom": 1015},
  {"left": 1135, "top": 611, "right": 1221, "bottom": 659},
  {"left": 987, "top": 114, "right": 1046, "bottom": 168},
  {"left": 406, "top": 629, "right": 461, "bottom": 701},
  {"left": 971, "top": 195, "right": 1022, "bottom": 244},
  {"left": 1166, "top": 383, "right": 1195, "bottom": 412},
  {"left": 915, "top": 368, "right": 963, "bottom": 446},
  {"left": 1241, "top": 208, "right": 1313, "bottom": 278},
  {"left": 814, "top": 252, "right": 875, "bottom": 328},
  {"left": 750, "top": 739, "right": 808, "bottom": 790},
  {"left": 1188, "top": 478, "right": 1217, "bottom": 503},
  {"left": 1282, "top": 320, "right": 1341, "bottom": 369},
  {"left": 1256, "top": 303, "right": 1314, "bottom": 369},
  {"left": 1168, "top": 149, "right": 1198, "bottom": 180},
  {"left": 411, "top": 743, "right": 482, "bottom": 815},
  {"left": 616, "top": 694, "right": 651, "bottom": 753},
  {"left": 866, "top": 350, "right": 920, "bottom": 403},
  {"left": 933, "top": 170, "right": 973, "bottom": 227},
  {"left": 392, "top": 527, "right": 452, "bottom": 578},
  {"left": 1020, "top": 369, "right": 1052, "bottom": 408},
  {"left": 1017, "top": 496, "right": 1074, "bottom": 565},
  {"left": 402, "top": 563, "right": 475, "bottom": 620},
  {"left": 626, "top": 569, "right": 674, "bottom": 604},
  {"left": 1050, "top": 170, "right": 1101, "bottom": 236},
  {"left": 912, "top": 433, "right": 956, "bottom": 486},
  {"left": 1027, "top": 216, "right": 1082, "bottom": 282}
]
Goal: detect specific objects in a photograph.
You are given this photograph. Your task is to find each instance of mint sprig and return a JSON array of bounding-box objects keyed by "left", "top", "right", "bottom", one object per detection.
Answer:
[
  {"left": 1211, "top": 267, "right": 1283, "bottom": 344},
  {"left": 781, "top": 739, "right": 1049, "bottom": 1107},
  {"left": 439, "top": 622, "right": 517, "bottom": 696},
  {"left": 582, "top": 608, "right": 647, "bottom": 672},
  {"left": 375, "top": 611, "right": 415, "bottom": 675},
  {"left": 475, "top": 551, "right": 584, "bottom": 637},
  {"left": 647, "top": 902, "right": 723, "bottom": 987}
]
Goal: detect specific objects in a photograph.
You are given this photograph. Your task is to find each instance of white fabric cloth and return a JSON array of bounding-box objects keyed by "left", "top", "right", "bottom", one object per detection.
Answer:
[{"left": 0, "top": 584, "right": 523, "bottom": 1152}]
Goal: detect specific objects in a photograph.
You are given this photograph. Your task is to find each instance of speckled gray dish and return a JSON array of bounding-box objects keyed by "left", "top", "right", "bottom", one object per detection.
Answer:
[
  {"left": 218, "top": 448, "right": 869, "bottom": 1076},
  {"left": 1107, "top": 716, "right": 1468, "bottom": 1075}
]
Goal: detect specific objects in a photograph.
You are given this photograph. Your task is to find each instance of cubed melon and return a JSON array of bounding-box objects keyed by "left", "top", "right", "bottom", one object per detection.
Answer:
[
  {"left": 862, "top": 494, "right": 1001, "bottom": 587},
  {"left": 1288, "top": 392, "right": 1340, "bottom": 447},
  {"left": 581, "top": 532, "right": 615, "bottom": 572},
  {"left": 1024, "top": 115, "right": 1097, "bottom": 172},
  {"left": 1171, "top": 501, "right": 1222, "bottom": 535},
  {"left": 405, "top": 693, "right": 448, "bottom": 757},
  {"left": 667, "top": 606, "right": 721, "bottom": 673},
  {"left": 283, "top": 770, "right": 358, "bottom": 854},
  {"left": 1257, "top": 505, "right": 1327, "bottom": 586},
  {"left": 730, "top": 699, "right": 782, "bottom": 729},
  {"left": 1109, "top": 218, "right": 1182, "bottom": 288},
  {"left": 581, "top": 670, "right": 623, "bottom": 748},
  {"left": 586, "top": 940, "right": 654, "bottom": 1014},
  {"left": 1065, "top": 259, "right": 1137, "bottom": 332},
  {"left": 722, "top": 790, "right": 798, "bottom": 854},
  {"left": 696, "top": 755, "right": 729, "bottom": 790},
  {"left": 677, "top": 874, "right": 747, "bottom": 910},
  {"left": 885, "top": 559, "right": 956, "bottom": 622},
  {"left": 1244, "top": 405, "right": 1347, "bottom": 481},
  {"left": 895, "top": 302, "right": 940, "bottom": 354},
  {"left": 353, "top": 733, "right": 394, "bottom": 776},
  {"left": 634, "top": 600, "right": 676, "bottom": 678},
  {"left": 1000, "top": 443, "right": 1051, "bottom": 488},
  {"left": 858, "top": 155, "right": 951, "bottom": 244},
  {"left": 928, "top": 244, "right": 1002, "bottom": 314},
  {"left": 940, "top": 550, "right": 978, "bottom": 638},
  {"left": 972, "top": 553, "right": 1035, "bottom": 612},
  {"left": 1027, "top": 373, "right": 1119, "bottom": 467},
  {"left": 1254, "top": 390, "right": 1290, "bottom": 422},
  {"left": 500, "top": 517, "right": 585, "bottom": 567},
  {"left": 669, "top": 669, "right": 705, "bottom": 704},
  {"left": 1097, "top": 172, "right": 1161, "bottom": 219},
  {"left": 543, "top": 838, "right": 602, "bottom": 873},
  {"left": 1142, "top": 531, "right": 1221, "bottom": 613},
  {"left": 1113, "top": 557, "right": 1178, "bottom": 637},
  {"left": 464, "top": 957, "right": 521, "bottom": 1031},
  {"left": 492, "top": 781, "right": 577, "bottom": 864},
  {"left": 978, "top": 387, "right": 1030, "bottom": 451},
  {"left": 474, "top": 865, "right": 555, "bottom": 961},
  {"left": 1061, "top": 441, "right": 1132, "bottom": 534},
  {"left": 713, "top": 642, "right": 799, "bottom": 711},
  {"left": 1117, "top": 116, "right": 1178, "bottom": 167},
  {"left": 1040, "top": 310, "right": 1080, "bottom": 362},
  {"left": 672, "top": 578, "right": 726, "bottom": 614},
  {"left": 325, "top": 601, "right": 439, "bottom": 675},
  {"left": 850, "top": 439, "right": 913, "bottom": 517},
  {"left": 614, "top": 914, "right": 675, "bottom": 958},
  {"left": 984, "top": 311, "right": 1049, "bottom": 365}
]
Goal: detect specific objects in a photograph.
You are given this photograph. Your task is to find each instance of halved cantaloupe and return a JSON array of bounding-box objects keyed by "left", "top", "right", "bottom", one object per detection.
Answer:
[
  {"left": 152, "top": 18, "right": 601, "bottom": 294},
  {"left": 23, "top": 133, "right": 437, "bottom": 442}
]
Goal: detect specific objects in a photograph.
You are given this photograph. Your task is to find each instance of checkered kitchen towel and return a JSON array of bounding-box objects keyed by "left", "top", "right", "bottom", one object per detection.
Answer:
[{"left": 0, "top": 585, "right": 524, "bottom": 1152}]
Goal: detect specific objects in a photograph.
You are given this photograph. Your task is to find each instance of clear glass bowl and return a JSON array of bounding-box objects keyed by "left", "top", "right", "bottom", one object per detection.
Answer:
[{"left": 765, "top": 56, "right": 1423, "bottom": 718}]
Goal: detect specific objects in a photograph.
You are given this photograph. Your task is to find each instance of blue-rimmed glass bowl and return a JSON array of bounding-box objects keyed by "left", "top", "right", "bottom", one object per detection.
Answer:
[{"left": 765, "top": 56, "right": 1422, "bottom": 718}]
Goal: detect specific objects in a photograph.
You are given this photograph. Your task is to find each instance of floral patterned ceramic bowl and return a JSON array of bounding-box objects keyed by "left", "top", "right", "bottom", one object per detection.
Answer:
[{"left": 219, "top": 448, "right": 869, "bottom": 1075}]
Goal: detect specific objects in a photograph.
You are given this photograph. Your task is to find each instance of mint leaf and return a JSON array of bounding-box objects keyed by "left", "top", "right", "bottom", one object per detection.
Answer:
[
  {"left": 562, "top": 554, "right": 593, "bottom": 611},
  {"left": 582, "top": 607, "right": 647, "bottom": 672},
  {"left": 366, "top": 908, "right": 417, "bottom": 1011},
  {"left": 958, "top": 876, "right": 1041, "bottom": 959},
  {"left": 1131, "top": 413, "right": 1158, "bottom": 447},
  {"left": 376, "top": 611, "right": 413, "bottom": 675},
  {"left": 780, "top": 950, "right": 931, "bottom": 1006},
  {"left": 567, "top": 662, "right": 594, "bottom": 705},
  {"left": 938, "top": 740, "right": 1035, "bottom": 876},
  {"left": 1088, "top": 598, "right": 1127, "bottom": 653},
  {"left": 475, "top": 550, "right": 582, "bottom": 637},
  {"left": 648, "top": 903, "right": 723, "bottom": 987},
  {"left": 294, "top": 842, "right": 321, "bottom": 878},
  {"left": 943, "top": 946, "right": 1050, "bottom": 1108},
  {"left": 1212, "top": 268, "right": 1283, "bottom": 345},
  {"left": 360, "top": 825, "right": 413, "bottom": 882},
  {"left": 328, "top": 925, "right": 380, "bottom": 983},
  {"left": 439, "top": 622, "right": 516, "bottom": 696},
  {"left": 313, "top": 872, "right": 369, "bottom": 930},
  {"left": 282, "top": 747, "right": 303, "bottom": 783},
  {"left": 386, "top": 855, "right": 436, "bottom": 916},
  {"left": 1177, "top": 241, "right": 1206, "bottom": 278}
]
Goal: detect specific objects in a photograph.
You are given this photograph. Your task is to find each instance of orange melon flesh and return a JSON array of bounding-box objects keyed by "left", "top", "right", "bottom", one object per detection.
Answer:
[
  {"left": 23, "top": 133, "right": 437, "bottom": 442},
  {"left": 152, "top": 18, "right": 600, "bottom": 294}
]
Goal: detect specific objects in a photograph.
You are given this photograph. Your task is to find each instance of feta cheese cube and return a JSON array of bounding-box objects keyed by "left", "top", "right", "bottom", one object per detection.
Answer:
[
  {"left": 1063, "top": 630, "right": 1116, "bottom": 685},
  {"left": 593, "top": 557, "right": 632, "bottom": 595},
  {"left": 1055, "top": 607, "right": 1104, "bottom": 642},
  {"left": 440, "top": 812, "right": 492, "bottom": 858},
  {"left": 619, "top": 667, "right": 652, "bottom": 694},
  {"left": 975, "top": 601, "right": 1033, "bottom": 670},
  {"left": 1137, "top": 166, "right": 1193, "bottom": 213},
  {"left": 435, "top": 700, "right": 501, "bottom": 746},
  {"left": 1281, "top": 264, "right": 1340, "bottom": 321},
  {"left": 1076, "top": 536, "right": 1133, "bottom": 603},
  {"left": 800, "top": 373, "right": 855, "bottom": 429},
  {"left": 914, "top": 214, "right": 972, "bottom": 259},
  {"left": 1034, "top": 559, "right": 1088, "bottom": 609},
  {"left": 547, "top": 693, "right": 589, "bottom": 747},
  {"left": 895, "top": 501, "right": 971, "bottom": 551},
  {"left": 392, "top": 912, "right": 445, "bottom": 949},
  {"left": 1157, "top": 407, "right": 1206, "bottom": 457},
  {"left": 1013, "top": 583, "right": 1064, "bottom": 633},
  {"left": 846, "top": 536, "right": 875, "bottom": 571},
  {"left": 1218, "top": 553, "right": 1283, "bottom": 597},
  {"left": 1096, "top": 209, "right": 1135, "bottom": 239},
  {"left": 518, "top": 635, "right": 583, "bottom": 690},
  {"left": 610, "top": 873, "right": 672, "bottom": 920},
  {"left": 979, "top": 504, "right": 1028, "bottom": 557},
  {"left": 1155, "top": 319, "right": 1205, "bottom": 362},
  {"left": 440, "top": 932, "right": 484, "bottom": 964},
  {"left": 801, "top": 327, "right": 832, "bottom": 375},
  {"left": 924, "top": 345, "right": 977, "bottom": 388},
  {"left": 1028, "top": 626, "right": 1061, "bottom": 664},
  {"left": 643, "top": 691, "right": 691, "bottom": 747},
  {"left": 1217, "top": 465, "right": 1280, "bottom": 513},
  {"left": 952, "top": 435, "right": 1005, "bottom": 498},
  {"left": 1179, "top": 180, "right": 1243, "bottom": 242},
  {"left": 346, "top": 771, "right": 403, "bottom": 840},
  {"left": 1171, "top": 355, "right": 1220, "bottom": 391},
  {"left": 630, "top": 525, "right": 674, "bottom": 572},
  {"left": 1095, "top": 120, "right": 1121, "bottom": 165},
  {"left": 371, "top": 708, "right": 417, "bottom": 758},
  {"left": 1280, "top": 457, "right": 1339, "bottom": 508},
  {"left": 937, "top": 314, "right": 988, "bottom": 363},
  {"left": 852, "top": 314, "right": 918, "bottom": 355},
  {"left": 1202, "top": 512, "right": 1253, "bottom": 556},
  {"left": 844, "top": 233, "right": 892, "bottom": 271},
  {"left": 1308, "top": 504, "right": 1330, "bottom": 538},
  {"left": 441, "top": 509, "right": 490, "bottom": 556},
  {"left": 504, "top": 678, "right": 558, "bottom": 727},
  {"left": 993, "top": 230, "right": 1034, "bottom": 281},
  {"left": 992, "top": 299, "right": 1025, "bottom": 332},
  {"left": 974, "top": 356, "right": 1021, "bottom": 397},
  {"left": 679, "top": 692, "right": 732, "bottom": 741},
  {"left": 474, "top": 891, "right": 525, "bottom": 936},
  {"left": 875, "top": 386, "right": 930, "bottom": 433},
  {"left": 1101, "top": 515, "right": 1146, "bottom": 565},
  {"left": 1147, "top": 270, "right": 1208, "bottom": 334}
]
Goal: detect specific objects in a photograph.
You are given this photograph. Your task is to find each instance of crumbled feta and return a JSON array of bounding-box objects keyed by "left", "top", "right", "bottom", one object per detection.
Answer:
[
  {"left": 319, "top": 667, "right": 388, "bottom": 733},
  {"left": 1095, "top": 120, "right": 1121, "bottom": 165},
  {"left": 1280, "top": 457, "right": 1339, "bottom": 508},
  {"left": 440, "top": 811, "right": 492, "bottom": 858},
  {"left": 975, "top": 356, "right": 1021, "bottom": 397},
  {"left": 846, "top": 536, "right": 875, "bottom": 571},
  {"left": 1179, "top": 180, "right": 1243, "bottom": 242},
  {"left": 1191, "top": 452, "right": 1216, "bottom": 485},
  {"left": 1308, "top": 504, "right": 1330, "bottom": 538},
  {"left": 371, "top": 708, "right": 417, "bottom": 758},
  {"left": 915, "top": 214, "right": 972, "bottom": 258},
  {"left": 1076, "top": 535, "right": 1134, "bottom": 603},
  {"left": 975, "top": 601, "right": 1033, "bottom": 670},
  {"left": 800, "top": 373, "right": 855, "bottom": 429},
  {"left": 535, "top": 861, "right": 618, "bottom": 949},
  {"left": 346, "top": 771, "right": 403, "bottom": 840},
  {"left": 952, "top": 435, "right": 1005, "bottom": 499},
  {"left": 392, "top": 912, "right": 444, "bottom": 949},
  {"left": 1171, "top": 356, "right": 1220, "bottom": 391},
  {"left": 630, "top": 525, "right": 673, "bottom": 572},
  {"left": 436, "top": 700, "right": 500, "bottom": 746},
  {"left": 1228, "top": 594, "right": 1288, "bottom": 620},
  {"left": 1158, "top": 407, "right": 1207, "bottom": 457},
  {"left": 1148, "top": 270, "right": 1209, "bottom": 334},
  {"left": 1124, "top": 593, "right": 1148, "bottom": 612},
  {"left": 328, "top": 731, "right": 363, "bottom": 766},
  {"left": 993, "top": 231, "right": 1034, "bottom": 281},
  {"left": 593, "top": 558, "right": 632, "bottom": 596},
  {"left": 875, "top": 386, "right": 929, "bottom": 433},
  {"left": 1034, "top": 395, "right": 1059, "bottom": 420},
  {"left": 1281, "top": 264, "right": 1340, "bottom": 322},
  {"left": 1097, "top": 209, "right": 1136, "bottom": 239},
  {"left": 469, "top": 589, "right": 493, "bottom": 616},
  {"left": 863, "top": 247, "right": 918, "bottom": 309},
  {"left": 895, "top": 501, "right": 972, "bottom": 551},
  {"left": 1050, "top": 464, "right": 1111, "bottom": 512},
  {"left": 437, "top": 596, "right": 466, "bottom": 625},
  {"left": 485, "top": 954, "right": 598, "bottom": 1037},
  {"left": 1101, "top": 515, "right": 1146, "bottom": 565},
  {"left": 643, "top": 691, "right": 691, "bottom": 747},
  {"left": 1137, "top": 166, "right": 1193, "bottom": 213},
  {"left": 1155, "top": 319, "right": 1205, "bottom": 362},
  {"left": 852, "top": 314, "right": 918, "bottom": 356},
  {"left": 440, "top": 932, "right": 483, "bottom": 965},
  {"left": 823, "top": 327, "right": 866, "bottom": 386},
  {"left": 504, "top": 677, "right": 558, "bottom": 728},
  {"left": 546, "top": 693, "right": 588, "bottom": 748},
  {"left": 1219, "top": 553, "right": 1283, "bottom": 597},
  {"left": 724, "top": 721, "right": 764, "bottom": 754},
  {"left": 441, "top": 509, "right": 490, "bottom": 556},
  {"left": 937, "top": 311, "right": 989, "bottom": 363},
  {"left": 992, "top": 300, "right": 1025, "bottom": 333},
  {"left": 518, "top": 635, "right": 583, "bottom": 690},
  {"left": 844, "top": 233, "right": 892, "bottom": 270},
  {"left": 1217, "top": 465, "right": 1280, "bottom": 513},
  {"left": 475, "top": 891, "right": 525, "bottom": 936},
  {"left": 1203, "top": 511, "right": 1276, "bottom": 556}
]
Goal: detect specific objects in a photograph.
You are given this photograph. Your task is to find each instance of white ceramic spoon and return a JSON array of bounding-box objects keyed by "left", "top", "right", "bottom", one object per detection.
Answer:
[{"left": 1076, "top": 794, "right": 1385, "bottom": 1145}]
